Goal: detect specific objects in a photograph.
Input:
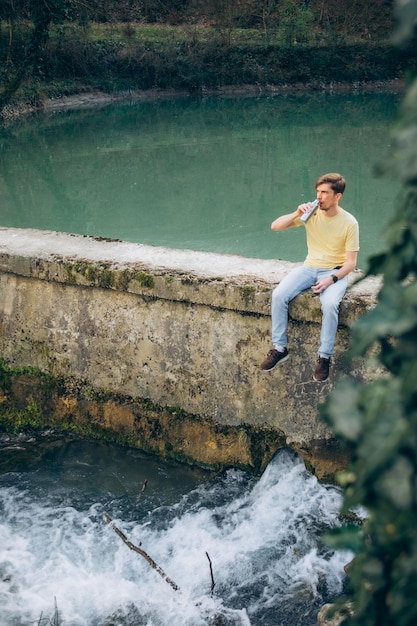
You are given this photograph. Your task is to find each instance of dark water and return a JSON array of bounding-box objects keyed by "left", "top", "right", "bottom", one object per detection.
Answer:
[
  {"left": 0, "top": 440, "right": 350, "bottom": 626},
  {"left": 0, "top": 92, "right": 400, "bottom": 269}
]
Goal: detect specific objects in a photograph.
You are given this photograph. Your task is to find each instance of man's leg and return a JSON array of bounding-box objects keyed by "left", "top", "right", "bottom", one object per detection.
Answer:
[
  {"left": 261, "top": 265, "right": 317, "bottom": 371},
  {"left": 271, "top": 265, "right": 317, "bottom": 349},
  {"left": 318, "top": 274, "right": 348, "bottom": 358}
]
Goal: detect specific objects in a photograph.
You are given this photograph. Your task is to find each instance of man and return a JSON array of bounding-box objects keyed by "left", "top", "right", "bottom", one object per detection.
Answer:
[{"left": 260, "top": 172, "right": 359, "bottom": 382}]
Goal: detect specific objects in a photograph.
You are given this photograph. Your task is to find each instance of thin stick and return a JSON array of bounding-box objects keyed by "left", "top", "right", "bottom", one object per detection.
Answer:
[
  {"left": 134, "top": 479, "right": 148, "bottom": 509},
  {"left": 206, "top": 551, "right": 216, "bottom": 593},
  {"left": 53, "top": 597, "right": 59, "bottom": 626},
  {"left": 104, "top": 514, "right": 179, "bottom": 591}
]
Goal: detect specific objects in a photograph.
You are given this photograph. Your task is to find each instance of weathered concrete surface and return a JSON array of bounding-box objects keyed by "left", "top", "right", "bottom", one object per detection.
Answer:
[{"left": 0, "top": 227, "right": 379, "bottom": 477}]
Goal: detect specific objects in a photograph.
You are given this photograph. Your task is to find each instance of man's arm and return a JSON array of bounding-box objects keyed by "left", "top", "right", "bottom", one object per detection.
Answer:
[
  {"left": 311, "top": 250, "right": 358, "bottom": 294},
  {"left": 271, "top": 203, "right": 311, "bottom": 231},
  {"left": 334, "top": 250, "right": 358, "bottom": 280}
]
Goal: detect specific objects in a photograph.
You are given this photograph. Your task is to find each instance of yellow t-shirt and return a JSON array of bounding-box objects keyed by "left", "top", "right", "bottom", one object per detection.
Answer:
[{"left": 295, "top": 207, "right": 359, "bottom": 269}]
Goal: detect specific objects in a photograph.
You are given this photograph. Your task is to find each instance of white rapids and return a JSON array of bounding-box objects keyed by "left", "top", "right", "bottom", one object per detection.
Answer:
[{"left": 0, "top": 442, "right": 351, "bottom": 626}]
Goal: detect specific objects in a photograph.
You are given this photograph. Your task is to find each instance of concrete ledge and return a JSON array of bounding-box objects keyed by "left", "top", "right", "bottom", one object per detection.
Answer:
[
  {"left": 0, "top": 228, "right": 379, "bottom": 477},
  {"left": 0, "top": 227, "right": 378, "bottom": 321}
]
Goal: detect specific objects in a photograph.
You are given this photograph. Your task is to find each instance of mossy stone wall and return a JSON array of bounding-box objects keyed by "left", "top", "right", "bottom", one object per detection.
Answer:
[{"left": 0, "top": 227, "right": 379, "bottom": 478}]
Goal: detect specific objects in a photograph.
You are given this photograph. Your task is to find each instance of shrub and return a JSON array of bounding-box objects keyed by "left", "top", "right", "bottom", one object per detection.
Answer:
[{"left": 322, "top": 2, "right": 417, "bottom": 624}]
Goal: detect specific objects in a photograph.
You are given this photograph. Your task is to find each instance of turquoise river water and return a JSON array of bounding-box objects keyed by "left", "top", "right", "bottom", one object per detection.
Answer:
[{"left": 0, "top": 91, "right": 401, "bottom": 269}]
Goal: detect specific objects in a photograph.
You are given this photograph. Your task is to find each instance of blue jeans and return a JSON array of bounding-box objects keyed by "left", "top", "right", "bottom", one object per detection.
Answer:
[{"left": 271, "top": 265, "right": 348, "bottom": 359}]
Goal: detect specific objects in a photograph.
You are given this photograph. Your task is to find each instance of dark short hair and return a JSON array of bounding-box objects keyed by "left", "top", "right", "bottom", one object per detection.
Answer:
[{"left": 315, "top": 173, "right": 346, "bottom": 195}]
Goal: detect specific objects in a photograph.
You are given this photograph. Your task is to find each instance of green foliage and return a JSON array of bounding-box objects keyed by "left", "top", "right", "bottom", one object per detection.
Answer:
[
  {"left": 37, "top": 36, "right": 407, "bottom": 94},
  {"left": 0, "top": 0, "right": 406, "bottom": 106},
  {"left": 0, "top": 0, "right": 82, "bottom": 105},
  {"left": 277, "top": 0, "right": 314, "bottom": 46},
  {"left": 321, "top": 2, "right": 417, "bottom": 624}
]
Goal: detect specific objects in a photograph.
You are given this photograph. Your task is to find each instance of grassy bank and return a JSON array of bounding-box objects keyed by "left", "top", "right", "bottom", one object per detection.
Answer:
[{"left": 0, "top": 23, "right": 415, "bottom": 110}]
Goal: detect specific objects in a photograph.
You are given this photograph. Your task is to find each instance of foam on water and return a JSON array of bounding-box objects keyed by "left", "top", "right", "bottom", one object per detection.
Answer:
[{"left": 0, "top": 444, "right": 350, "bottom": 626}]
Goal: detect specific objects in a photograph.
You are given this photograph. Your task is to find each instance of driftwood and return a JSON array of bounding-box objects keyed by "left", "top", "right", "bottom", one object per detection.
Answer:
[
  {"left": 206, "top": 552, "right": 216, "bottom": 594},
  {"left": 105, "top": 513, "right": 217, "bottom": 596},
  {"left": 104, "top": 514, "right": 179, "bottom": 591}
]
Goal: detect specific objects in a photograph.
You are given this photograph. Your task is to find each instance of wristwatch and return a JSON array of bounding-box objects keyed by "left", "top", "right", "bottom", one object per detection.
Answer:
[{"left": 331, "top": 274, "right": 339, "bottom": 283}]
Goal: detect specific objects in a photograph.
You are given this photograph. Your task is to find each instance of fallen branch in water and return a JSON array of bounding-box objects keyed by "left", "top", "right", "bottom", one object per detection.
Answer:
[
  {"left": 133, "top": 479, "right": 148, "bottom": 510},
  {"left": 104, "top": 513, "right": 179, "bottom": 591},
  {"left": 36, "top": 597, "right": 60, "bottom": 626},
  {"left": 206, "top": 551, "right": 216, "bottom": 594}
]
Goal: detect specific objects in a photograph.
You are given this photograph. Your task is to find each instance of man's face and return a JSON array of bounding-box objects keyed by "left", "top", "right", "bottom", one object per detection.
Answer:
[{"left": 316, "top": 183, "right": 341, "bottom": 211}]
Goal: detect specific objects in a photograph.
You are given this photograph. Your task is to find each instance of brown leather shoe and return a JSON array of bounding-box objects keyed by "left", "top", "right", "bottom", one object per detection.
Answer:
[
  {"left": 313, "top": 357, "right": 330, "bottom": 382},
  {"left": 260, "top": 348, "right": 289, "bottom": 371}
]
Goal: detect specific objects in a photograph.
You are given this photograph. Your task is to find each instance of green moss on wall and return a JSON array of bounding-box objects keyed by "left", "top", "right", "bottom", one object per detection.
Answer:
[
  {"left": 0, "top": 359, "right": 287, "bottom": 474},
  {"left": 241, "top": 285, "right": 256, "bottom": 305},
  {"left": 134, "top": 271, "right": 155, "bottom": 289},
  {"left": 98, "top": 268, "right": 114, "bottom": 288}
]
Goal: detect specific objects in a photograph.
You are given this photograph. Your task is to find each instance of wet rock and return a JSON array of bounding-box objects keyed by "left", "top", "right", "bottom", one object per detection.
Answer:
[{"left": 317, "top": 602, "right": 354, "bottom": 626}]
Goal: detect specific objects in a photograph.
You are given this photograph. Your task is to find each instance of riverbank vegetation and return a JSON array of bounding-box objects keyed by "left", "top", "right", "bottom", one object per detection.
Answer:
[
  {"left": 322, "top": 1, "right": 417, "bottom": 624},
  {"left": 0, "top": 0, "right": 413, "bottom": 111}
]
